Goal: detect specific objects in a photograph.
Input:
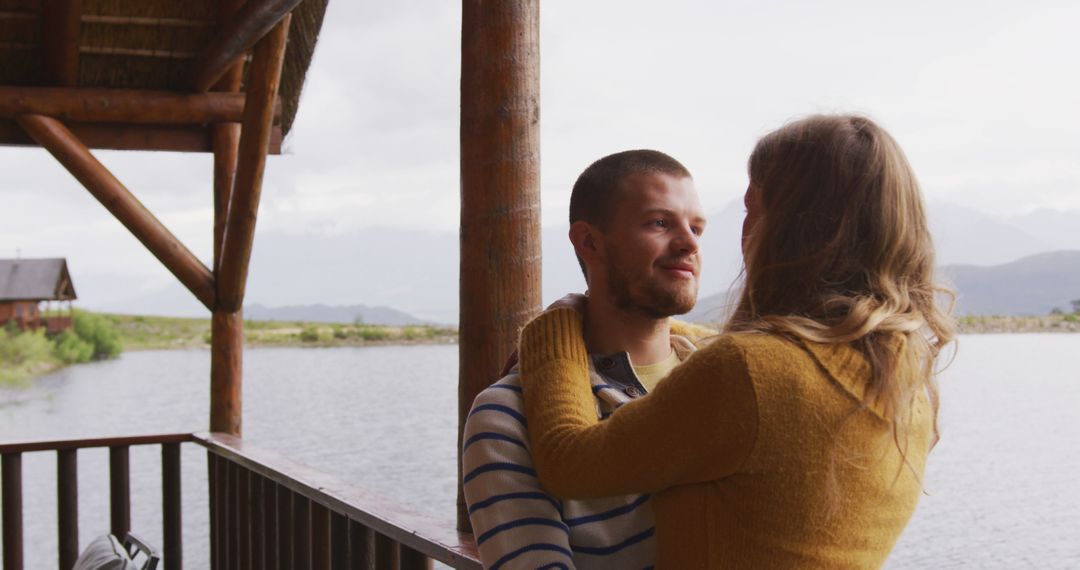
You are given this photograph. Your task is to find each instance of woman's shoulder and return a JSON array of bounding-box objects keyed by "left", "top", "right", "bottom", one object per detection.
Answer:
[{"left": 699, "top": 330, "right": 801, "bottom": 355}]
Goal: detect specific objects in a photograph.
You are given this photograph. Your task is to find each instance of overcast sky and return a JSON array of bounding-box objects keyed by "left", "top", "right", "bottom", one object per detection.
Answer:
[{"left": 2, "top": 1, "right": 1077, "bottom": 315}]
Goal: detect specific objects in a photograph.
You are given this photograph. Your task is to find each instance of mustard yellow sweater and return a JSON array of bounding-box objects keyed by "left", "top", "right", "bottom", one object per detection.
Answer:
[{"left": 519, "top": 309, "right": 930, "bottom": 569}]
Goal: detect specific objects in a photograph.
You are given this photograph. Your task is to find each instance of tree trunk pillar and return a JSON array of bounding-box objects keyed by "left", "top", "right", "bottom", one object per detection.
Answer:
[{"left": 457, "top": 0, "right": 542, "bottom": 531}]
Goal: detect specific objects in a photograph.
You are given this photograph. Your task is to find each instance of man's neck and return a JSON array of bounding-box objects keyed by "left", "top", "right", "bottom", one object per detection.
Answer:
[{"left": 583, "top": 295, "right": 672, "bottom": 366}]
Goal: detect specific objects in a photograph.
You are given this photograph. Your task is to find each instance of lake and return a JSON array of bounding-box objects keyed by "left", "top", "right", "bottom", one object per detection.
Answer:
[{"left": 1, "top": 335, "right": 1078, "bottom": 568}]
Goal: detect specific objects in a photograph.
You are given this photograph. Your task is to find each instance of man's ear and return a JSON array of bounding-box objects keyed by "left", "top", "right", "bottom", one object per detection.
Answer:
[{"left": 569, "top": 221, "right": 603, "bottom": 264}]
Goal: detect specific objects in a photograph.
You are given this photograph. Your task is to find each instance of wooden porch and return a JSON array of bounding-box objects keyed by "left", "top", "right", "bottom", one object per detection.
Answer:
[{"left": 1, "top": 0, "right": 538, "bottom": 568}]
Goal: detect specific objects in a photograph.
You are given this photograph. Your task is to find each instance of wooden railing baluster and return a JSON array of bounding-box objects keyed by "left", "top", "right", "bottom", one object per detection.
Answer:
[
  {"left": 277, "top": 485, "right": 293, "bottom": 568},
  {"left": 374, "top": 532, "right": 399, "bottom": 569},
  {"left": 162, "top": 442, "right": 182, "bottom": 570},
  {"left": 330, "top": 512, "right": 348, "bottom": 570},
  {"left": 218, "top": 450, "right": 231, "bottom": 570},
  {"left": 262, "top": 478, "right": 277, "bottom": 569},
  {"left": 401, "top": 545, "right": 432, "bottom": 570},
  {"left": 109, "top": 445, "right": 131, "bottom": 539},
  {"left": 209, "top": 452, "right": 219, "bottom": 570},
  {"left": 237, "top": 467, "right": 250, "bottom": 569},
  {"left": 2, "top": 452, "right": 23, "bottom": 570},
  {"left": 57, "top": 448, "right": 79, "bottom": 569},
  {"left": 227, "top": 460, "right": 238, "bottom": 570},
  {"left": 251, "top": 473, "right": 264, "bottom": 570},
  {"left": 312, "top": 502, "right": 331, "bottom": 570},
  {"left": 294, "top": 495, "right": 312, "bottom": 569},
  {"left": 348, "top": 520, "right": 374, "bottom": 570}
]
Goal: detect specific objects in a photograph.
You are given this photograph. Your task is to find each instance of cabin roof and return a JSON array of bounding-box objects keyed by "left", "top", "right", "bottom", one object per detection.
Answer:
[
  {"left": 0, "top": 0, "right": 329, "bottom": 140},
  {"left": 0, "top": 258, "right": 77, "bottom": 301}
]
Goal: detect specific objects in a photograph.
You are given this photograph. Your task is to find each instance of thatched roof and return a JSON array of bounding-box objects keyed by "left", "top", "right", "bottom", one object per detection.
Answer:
[
  {"left": 0, "top": 0, "right": 329, "bottom": 137},
  {"left": 0, "top": 258, "right": 77, "bottom": 301}
]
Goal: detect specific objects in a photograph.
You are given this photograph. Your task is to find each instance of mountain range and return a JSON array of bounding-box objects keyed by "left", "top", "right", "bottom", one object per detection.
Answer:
[
  {"left": 81, "top": 200, "right": 1080, "bottom": 322},
  {"left": 685, "top": 250, "right": 1080, "bottom": 322}
]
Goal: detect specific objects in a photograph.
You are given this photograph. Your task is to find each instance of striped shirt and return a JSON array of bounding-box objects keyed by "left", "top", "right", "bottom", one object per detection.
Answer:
[{"left": 463, "top": 336, "right": 696, "bottom": 570}]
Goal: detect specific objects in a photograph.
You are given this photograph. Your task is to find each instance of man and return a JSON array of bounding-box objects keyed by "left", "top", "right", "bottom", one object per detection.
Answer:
[{"left": 462, "top": 150, "right": 714, "bottom": 569}]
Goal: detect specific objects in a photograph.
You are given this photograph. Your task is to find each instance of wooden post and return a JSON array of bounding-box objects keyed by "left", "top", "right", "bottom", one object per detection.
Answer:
[
  {"left": 14, "top": 114, "right": 217, "bottom": 310},
  {"left": 210, "top": 0, "right": 246, "bottom": 439},
  {"left": 211, "top": 310, "right": 244, "bottom": 434},
  {"left": 458, "top": 0, "right": 542, "bottom": 531},
  {"left": 210, "top": 13, "right": 289, "bottom": 436}
]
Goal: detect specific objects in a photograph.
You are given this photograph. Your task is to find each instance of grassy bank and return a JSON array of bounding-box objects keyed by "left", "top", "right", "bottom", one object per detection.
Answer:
[
  {"left": 102, "top": 313, "right": 457, "bottom": 350},
  {"left": 1, "top": 312, "right": 455, "bottom": 386},
  {"left": 956, "top": 314, "right": 1079, "bottom": 334},
  {"left": 0, "top": 311, "right": 122, "bottom": 386}
]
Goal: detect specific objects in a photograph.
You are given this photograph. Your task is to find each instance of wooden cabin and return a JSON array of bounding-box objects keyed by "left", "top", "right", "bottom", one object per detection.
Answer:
[
  {"left": 0, "top": 258, "right": 77, "bottom": 333},
  {"left": 1, "top": 1, "right": 537, "bottom": 569}
]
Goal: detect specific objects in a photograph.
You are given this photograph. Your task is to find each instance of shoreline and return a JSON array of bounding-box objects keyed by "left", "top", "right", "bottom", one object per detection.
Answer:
[{"left": 955, "top": 315, "right": 1079, "bottom": 334}]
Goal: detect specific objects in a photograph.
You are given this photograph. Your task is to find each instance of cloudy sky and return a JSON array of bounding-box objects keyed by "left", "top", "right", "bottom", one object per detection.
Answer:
[{"left": 2, "top": 1, "right": 1078, "bottom": 319}]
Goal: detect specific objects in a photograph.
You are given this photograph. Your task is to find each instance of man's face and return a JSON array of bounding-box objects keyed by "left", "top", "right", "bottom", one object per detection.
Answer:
[{"left": 598, "top": 172, "right": 706, "bottom": 318}]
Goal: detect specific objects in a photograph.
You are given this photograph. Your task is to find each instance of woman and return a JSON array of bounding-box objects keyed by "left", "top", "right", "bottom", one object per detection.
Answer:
[{"left": 518, "top": 115, "right": 955, "bottom": 568}]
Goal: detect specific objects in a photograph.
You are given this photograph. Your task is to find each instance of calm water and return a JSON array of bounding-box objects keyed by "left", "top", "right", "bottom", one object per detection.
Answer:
[{"left": 1, "top": 336, "right": 1078, "bottom": 568}]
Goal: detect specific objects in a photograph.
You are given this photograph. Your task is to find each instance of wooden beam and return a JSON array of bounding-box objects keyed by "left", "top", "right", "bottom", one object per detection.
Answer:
[
  {"left": 216, "top": 15, "right": 291, "bottom": 312},
  {"left": 457, "top": 0, "right": 542, "bottom": 532},
  {"left": 82, "top": 15, "right": 214, "bottom": 28},
  {"left": 15, "top": 114, "right": 217, "bottom": 311},
  {"left": 0, "top": 87, "right": 280, "bottom": 125},
  {"left": 0, "top": 120, "right": 282, "bottom": 154},
  {"left": 41, "top": 0, "right": 81, "bottom": 86},
  {"left": 190, "top": 0, "right": 302, "bottom": 92}
]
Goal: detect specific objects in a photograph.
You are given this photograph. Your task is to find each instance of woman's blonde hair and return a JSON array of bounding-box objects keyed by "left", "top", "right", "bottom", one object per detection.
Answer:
[{"left": 728, "top": 114, "right": 955, "bottom": 460}]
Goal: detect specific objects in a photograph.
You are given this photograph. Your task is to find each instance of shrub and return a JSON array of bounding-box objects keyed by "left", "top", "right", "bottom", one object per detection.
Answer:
[
  {"left": 0, "top": 328, "right": 54, "bottom": 367},
  {"left": 332, "top": 327, "right": 348, "bottom": 340},
  {"left": 299, "top": 326, "right": 321, "bottom": 342},
  {"left": 357, "top": 326, "right": 389, "bottom": 341},
  {"left": 0, "top": 328, "right": 57, "bottom": 384},
  {"left": 52, "top": 330, "right": 93, "bottom": 364},
  {"left": 73, "top": 311, "right": 122, "bottom": 360}
]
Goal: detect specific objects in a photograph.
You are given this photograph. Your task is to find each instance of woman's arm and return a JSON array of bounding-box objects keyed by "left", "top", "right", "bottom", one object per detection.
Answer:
[{"left": 519, "top": 308, "right": 758, "bottom": 499}]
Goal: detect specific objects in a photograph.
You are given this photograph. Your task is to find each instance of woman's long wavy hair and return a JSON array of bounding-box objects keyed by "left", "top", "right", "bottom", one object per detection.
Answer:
[{"left": 727, "top": 114, "right": 956, "bottom": 462}]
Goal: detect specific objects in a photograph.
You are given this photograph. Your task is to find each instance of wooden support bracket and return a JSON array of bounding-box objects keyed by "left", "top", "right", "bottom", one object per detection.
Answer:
[
  {"left": 216, "top": 15, "right": 291, "bottom": 312},
  {"left": 15, "top": 113, "right": 217, "bottom": 311}
]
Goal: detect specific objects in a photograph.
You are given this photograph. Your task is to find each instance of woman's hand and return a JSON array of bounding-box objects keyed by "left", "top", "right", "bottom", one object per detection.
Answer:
[{"left": 499, "top": 293, "right": 588, "bottom": 376}]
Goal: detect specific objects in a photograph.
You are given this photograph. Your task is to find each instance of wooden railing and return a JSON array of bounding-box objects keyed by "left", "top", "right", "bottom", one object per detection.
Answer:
[
  {"left": 0, "top": 432, "right": 480, "bottom": 570},
  {"left": 0, "top": 433, "right": 191, "bottom": 570}
]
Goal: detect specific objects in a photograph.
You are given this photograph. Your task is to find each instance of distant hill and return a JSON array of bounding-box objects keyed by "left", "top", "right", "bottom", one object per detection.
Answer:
[
  {"left": 244, "top": 303, "right": 428, "bottom": 326},
  {"left": 684, "top": 250, "right": 1080, "bottom": 321},
  {"left": 77, "top": 201, "right": 1080, "bottom": 322},
  {"left": 942, "top": 250, "right": 1080, "bottom": 316}
]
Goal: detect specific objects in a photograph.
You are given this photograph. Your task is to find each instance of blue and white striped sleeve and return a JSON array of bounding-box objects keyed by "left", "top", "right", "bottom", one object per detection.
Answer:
[{"left": 463, "top": 377, "right": 575, "bottom": 570}]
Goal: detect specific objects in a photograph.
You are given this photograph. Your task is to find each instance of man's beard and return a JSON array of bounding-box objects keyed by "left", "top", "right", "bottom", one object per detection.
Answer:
[{"left": 605, "top": 247, "right": 698, "bottom": 319}]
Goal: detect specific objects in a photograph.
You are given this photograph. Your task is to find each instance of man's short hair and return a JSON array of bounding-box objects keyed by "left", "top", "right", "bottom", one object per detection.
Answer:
[{"left": 569, "top": 149, "right": 692, "bottom": 279}]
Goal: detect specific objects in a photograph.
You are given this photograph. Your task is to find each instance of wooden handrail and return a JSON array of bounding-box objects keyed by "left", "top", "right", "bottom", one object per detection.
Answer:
[
  {"left": 0, "top": 433, "right": 194, "bottom": 454},
  {"left": 194, "top": 432, "right": 481, "bottom": 569}
]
